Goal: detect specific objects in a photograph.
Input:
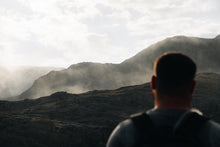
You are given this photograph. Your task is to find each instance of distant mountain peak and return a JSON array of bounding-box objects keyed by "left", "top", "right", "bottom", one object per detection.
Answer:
[
  {"left": 170, "top": 35, "right": 188, "bottom": 39},
  {"left": 68, "top": 62, "right": 104, "bottom": 69}
]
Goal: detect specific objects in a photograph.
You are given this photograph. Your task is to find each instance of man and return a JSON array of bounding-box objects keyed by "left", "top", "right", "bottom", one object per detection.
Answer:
[{"left": 106, "top": 53, "right": 220, "bottom": 147}]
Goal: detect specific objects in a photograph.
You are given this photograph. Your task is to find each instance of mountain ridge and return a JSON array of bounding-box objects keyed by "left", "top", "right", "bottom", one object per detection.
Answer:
[{"left": 11, "top": 35, "right": 220, "bottom": 100}]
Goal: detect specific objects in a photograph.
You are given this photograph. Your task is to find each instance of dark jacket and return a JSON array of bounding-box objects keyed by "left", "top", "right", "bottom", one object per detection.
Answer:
[{"left": 106, "top": 108, "right": 220, "bottom": 147}]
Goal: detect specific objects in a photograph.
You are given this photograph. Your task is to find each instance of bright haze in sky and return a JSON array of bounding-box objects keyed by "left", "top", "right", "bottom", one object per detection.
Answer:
[{"left": 0, "top": 0, "right": 220, "bottom": 68}]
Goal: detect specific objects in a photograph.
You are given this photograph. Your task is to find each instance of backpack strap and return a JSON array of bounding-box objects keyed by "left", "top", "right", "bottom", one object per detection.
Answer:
[
  {"left": 174, "top": 109, "right": 209, "bottom": 138},
  {"left": 130, "top": 109, "right": 209, "bottom": 146},
  {"left": 130, "top": 112, "right": 154, "bottom": 136},
  {"left": 131, "top": 112, "right": 177, "bottom": 146},
  {"left": 130, "top": 112, "right": 155, "bottom": 146}
]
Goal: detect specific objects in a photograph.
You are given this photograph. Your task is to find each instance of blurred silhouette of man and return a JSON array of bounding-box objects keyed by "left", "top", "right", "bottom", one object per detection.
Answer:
[{"left": 107, "top": 53, "right": 220, "bottom": 147}]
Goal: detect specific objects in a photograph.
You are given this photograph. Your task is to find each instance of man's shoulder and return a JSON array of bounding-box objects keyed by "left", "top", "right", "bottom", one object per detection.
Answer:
[
  {"left": 121, "top": 119, "right": 134, "bottom": 128},
  {"left": 113, "top": 118, "right": 137, "bottom": 136},
  {"left": 209, "top": 120, "right": 220, "bottom": 128},
  {"left": 199, "top": 118, "right": 220, "bottom": 134},
  {"left": 106, "top": 119, "right": 138, "bottom": 147},
  {"left": 199, "top": 119, "right": 220, "bottom": 147}
]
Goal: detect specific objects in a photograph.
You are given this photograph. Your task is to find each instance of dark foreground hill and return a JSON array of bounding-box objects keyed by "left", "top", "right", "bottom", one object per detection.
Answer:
[
  {"left": 14, "top": 35, "right": 220, "bottom": 100},
  {"left": 0, "top": 73, "right": 220, "bottom": 147}
]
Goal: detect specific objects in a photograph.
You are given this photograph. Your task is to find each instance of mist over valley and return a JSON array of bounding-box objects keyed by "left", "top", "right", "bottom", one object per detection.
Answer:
[
  {"left": 0, "top": 66, "right": 62, "bottom": 99},
  {"left": 0, "top": 35, "right": 220, "bottom": 146},
  {"left": 1, "top": 0, "right": 220, "bottom": 146},
  {"left": 7, "top": 35, "right": 220, "bottom": 100}
]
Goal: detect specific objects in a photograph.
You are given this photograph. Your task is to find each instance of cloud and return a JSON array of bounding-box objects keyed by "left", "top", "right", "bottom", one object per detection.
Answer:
[{"left": 0, "top": 0, "right": 220, "bottom": 67}]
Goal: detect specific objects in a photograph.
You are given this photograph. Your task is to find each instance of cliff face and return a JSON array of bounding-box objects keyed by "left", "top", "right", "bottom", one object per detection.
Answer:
[
  {"left": 1, "top": 73, "right": 220, "bottom": 146},
  {"left": 15, "top": 35, "right": 220, "bottom": 100}
]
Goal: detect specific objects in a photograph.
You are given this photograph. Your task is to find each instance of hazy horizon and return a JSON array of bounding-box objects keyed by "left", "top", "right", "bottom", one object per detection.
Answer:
[{"left": 1, "top": 0, "right": 220, "bottom": 68}]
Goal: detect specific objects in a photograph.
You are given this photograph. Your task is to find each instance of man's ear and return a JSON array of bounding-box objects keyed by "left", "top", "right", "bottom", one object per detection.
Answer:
[
  {"left": 190, "top": 80, "right": 196, "bottom": 94},
  {"left": 151, "top": 75, "right": 157, "bottom": 90}
]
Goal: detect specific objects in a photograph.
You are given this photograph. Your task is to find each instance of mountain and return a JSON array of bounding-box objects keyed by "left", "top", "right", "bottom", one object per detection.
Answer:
[
  {"left": 122, "top": 35, "right": 220, "bottom": 73},
  {"left": 15, "top": 35, "right": 220, "bottom": 100},
  {"left": 0, "top": 66, "right": 62, "bottom": 99},
  {"left": 0, "top": 73, "right": 220, "bottom": 146}
]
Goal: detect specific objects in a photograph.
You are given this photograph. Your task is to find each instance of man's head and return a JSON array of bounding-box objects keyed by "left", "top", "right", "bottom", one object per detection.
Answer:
[{"left": 151, "top": 52, "right": 197, "bottom": 109}]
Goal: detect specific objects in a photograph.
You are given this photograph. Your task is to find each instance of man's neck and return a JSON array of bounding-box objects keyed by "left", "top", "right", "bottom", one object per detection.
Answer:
[
  {"left": 154, "top": 105, "right": 190, "bottom": 110},
  {"left": 154, "top": 95, "right": 191, "bottom": 110}
]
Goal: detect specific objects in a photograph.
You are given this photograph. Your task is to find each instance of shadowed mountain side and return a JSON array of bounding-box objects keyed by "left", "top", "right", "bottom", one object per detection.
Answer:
[
  {"left": 13, "top": 35, "right": 220, "bottom": 100},
  {"left": 122, "top": 35, "right": 220, "bottom": 73},
  {"left": 12, "top": 63, "right": 148, "bottom": 100},
  {"left": 0, "top": 73, "right": 220, "bottom": 146}
]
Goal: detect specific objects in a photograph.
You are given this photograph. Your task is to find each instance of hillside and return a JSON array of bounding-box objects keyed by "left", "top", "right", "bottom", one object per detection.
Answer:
[
  {"left": 122, "top": 35, "right": 220, "bottom": 73},
  {"left": 14, "top": 35, "right": 220, "bottom": 100},
  {"left": 0, "top": 73, "right": 220, "bottom": 146}
]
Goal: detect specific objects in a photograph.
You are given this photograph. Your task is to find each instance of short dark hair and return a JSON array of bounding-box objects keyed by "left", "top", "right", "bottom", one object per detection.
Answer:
[{"left": 154, "top": 52, "right": 196, "bottom": 97}]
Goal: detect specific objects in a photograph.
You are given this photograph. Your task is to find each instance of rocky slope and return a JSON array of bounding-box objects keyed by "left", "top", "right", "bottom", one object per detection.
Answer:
[
  {"left": 14, "top": 35, "right": 220, "bottom": 100},
  {"left": 0, "top": 73, "right": 219, "bottom": 146}
]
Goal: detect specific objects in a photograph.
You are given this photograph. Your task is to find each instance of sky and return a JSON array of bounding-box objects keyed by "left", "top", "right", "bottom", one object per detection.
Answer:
[{"left": 0, "top": 0, "right": 220, "bottom": 68}]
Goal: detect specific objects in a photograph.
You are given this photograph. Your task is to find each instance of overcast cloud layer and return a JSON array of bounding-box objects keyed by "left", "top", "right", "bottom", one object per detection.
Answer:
[{"left": 1, "top": 0, "right": 220, "bottom": 67}]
